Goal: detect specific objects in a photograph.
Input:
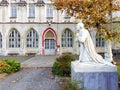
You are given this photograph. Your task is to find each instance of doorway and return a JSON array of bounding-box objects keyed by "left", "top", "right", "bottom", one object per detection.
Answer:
[{"left": 44, "top": 30, "right": 56, "bottom": 55}]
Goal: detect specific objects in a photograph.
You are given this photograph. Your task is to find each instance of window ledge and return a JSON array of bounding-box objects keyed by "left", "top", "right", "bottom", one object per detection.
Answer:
[
  {"left": 10, "top": 17, "right": 17, "bottom": 19},
  {"left": 46, "top": 17, "right": 53, "bottom": 19},
  {"left": 28, "top": 17, "right": 35, "bottom": 19},
  {"left": 64, "top": 16, "right": 70, "bottom": 19}
]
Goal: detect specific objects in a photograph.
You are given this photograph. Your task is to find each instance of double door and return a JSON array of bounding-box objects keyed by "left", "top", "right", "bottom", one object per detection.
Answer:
[{"left": 44, "top": 39, "right": 56, "bottom": 55}]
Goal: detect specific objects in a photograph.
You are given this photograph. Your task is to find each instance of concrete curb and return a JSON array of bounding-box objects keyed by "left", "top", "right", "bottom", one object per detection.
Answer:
[{"left": 21, "top": 66, "right": 52, "bottom": 69}]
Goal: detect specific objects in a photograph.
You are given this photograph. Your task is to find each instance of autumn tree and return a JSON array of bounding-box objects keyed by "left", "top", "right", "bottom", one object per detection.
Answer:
[
  {"left": 51, "top": 0, "right": 120, "bottom": 40},
  {"left": 51, "top": 0, "right": 120, "bottom": 62}
]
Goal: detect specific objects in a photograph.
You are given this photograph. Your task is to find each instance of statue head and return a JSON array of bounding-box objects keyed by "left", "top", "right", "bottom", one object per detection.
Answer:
[{"left": 76, "top": 20, "right": 84, "bottom": 31}]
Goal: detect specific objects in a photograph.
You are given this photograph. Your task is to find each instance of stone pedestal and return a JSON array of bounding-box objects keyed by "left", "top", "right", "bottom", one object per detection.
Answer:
[{"left": 71, "top": 61, "right": 118, "bottom": 90}]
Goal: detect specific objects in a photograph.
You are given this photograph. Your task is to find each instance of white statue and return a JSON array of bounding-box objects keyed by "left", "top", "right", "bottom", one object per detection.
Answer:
[{"left": 75, "top": 20, "right": 113, "bottom": 65}]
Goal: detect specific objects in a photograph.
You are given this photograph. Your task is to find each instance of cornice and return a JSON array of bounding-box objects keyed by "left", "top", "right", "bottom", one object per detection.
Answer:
[{"left": 0, "top": 22, "right": 75, "bottom": 24}]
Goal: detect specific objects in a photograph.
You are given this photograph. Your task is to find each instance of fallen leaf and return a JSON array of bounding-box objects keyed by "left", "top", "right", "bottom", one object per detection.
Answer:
[{"left": 11, "top": 80, "right": 16, "bottom": 83}]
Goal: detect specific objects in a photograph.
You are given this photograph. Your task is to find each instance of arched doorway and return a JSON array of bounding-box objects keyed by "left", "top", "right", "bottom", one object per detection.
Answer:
[{"left": 42, "top": 28, "right": 57, "bottom": 55}]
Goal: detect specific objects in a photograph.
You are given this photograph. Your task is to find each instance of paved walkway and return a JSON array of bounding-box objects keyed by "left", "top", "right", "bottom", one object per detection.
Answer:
[
  {"left": 0, "top": 55, "right": 60, "bottom": 90},
  {"left": 21, "top": 55, "right": 57, "bottom": 68},
  {"left": 0, "top": 68, "right": 60, "bottom": 90}
]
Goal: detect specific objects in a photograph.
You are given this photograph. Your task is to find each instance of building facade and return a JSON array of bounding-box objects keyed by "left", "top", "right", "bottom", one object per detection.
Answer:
[{"left": 0, "top": 0, "right": 119, "bottom": 56}]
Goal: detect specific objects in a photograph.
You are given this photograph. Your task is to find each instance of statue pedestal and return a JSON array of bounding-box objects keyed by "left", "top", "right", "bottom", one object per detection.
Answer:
[{"left": 71, "top": 61, "right": 118, "bottom": 90}]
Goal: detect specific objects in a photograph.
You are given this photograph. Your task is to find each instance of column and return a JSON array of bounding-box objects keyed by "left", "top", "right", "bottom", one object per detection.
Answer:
[
  {"left": 2, "top": 33, "right": 7, "bottom": 55},
  {"left": 104, "top": 40, "right": 113, "bottom": 62}
]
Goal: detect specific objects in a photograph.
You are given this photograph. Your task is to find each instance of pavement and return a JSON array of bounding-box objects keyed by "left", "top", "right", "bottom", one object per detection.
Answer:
[
  {"left": 0, "top": 55, "right": 58, "bottom": 68},
  {"left": 21, "top": 55, "right": 57, "bottom": 68},
  {"left": 0, "top": 68, "right": 60, "bottom": 90},
  {"left": 0, "top": 55, "right": 60, "bottom": 90}
]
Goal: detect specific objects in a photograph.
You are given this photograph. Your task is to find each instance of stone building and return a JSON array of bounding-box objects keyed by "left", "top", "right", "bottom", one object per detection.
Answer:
[{"left": 0, "top": 0, "right": 120, "bottom": 56}]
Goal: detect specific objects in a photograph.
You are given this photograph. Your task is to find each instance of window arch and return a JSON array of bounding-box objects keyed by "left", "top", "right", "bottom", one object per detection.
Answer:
[
  {"left": 0, "top": 33, "right": 2, "bottom": 48},
  {"left": 26, "top": 29, "right": 38, "bottom": 48},
  {"left": 9, "top": 29, "right": 20, "bottom": 48},
  {"left": 45, "top": 31, "right": 54, "bottom": 38},
  {"left": 96, "top": 33, "right": 104, "bottom": 47},
  {"left": 61, "top": 29, "right": 73, "bottom": 47}
]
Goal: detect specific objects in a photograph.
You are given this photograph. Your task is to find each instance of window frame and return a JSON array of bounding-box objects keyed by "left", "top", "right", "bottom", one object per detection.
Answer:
[
  {"left": 26, "top": 29, "right": 38, "bottom": 48},
  {"left": 0, "top": 33, "right": 2, "bottom": 48},
  {"left": 61, "top": 29, "right": 73, "bottom": 47},
  {"left": 46, "top": 4, "right": 53, "bottom": 18},
  {"left": 11, "top": 3, "right": 17, "bottom": 18},
  {"left": 29, "top": 4, "right": 35, "bottom": 18},
  {"left": 9, "top": 30, "right": 20, "bottom": 48},
  {"left": 96, "top": 33, "right": 105, "bottom": 47}
]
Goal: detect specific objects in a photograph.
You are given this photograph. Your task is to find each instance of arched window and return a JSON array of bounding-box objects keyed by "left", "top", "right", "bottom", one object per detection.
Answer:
[
  {"left": 26, "top": 29, "right": 38, "bottom": 48},
  {"left": 61, "top": 29, "right": 73, "bottom": 47},
  {"left": 0, "top": 33, "right": 2, "bottom": 48},
  {"left": 96, "top": 33, "right": 104, "bottom": 47},
  {"left": 9, "top": 30, "right": 20, "bottom": 48}
]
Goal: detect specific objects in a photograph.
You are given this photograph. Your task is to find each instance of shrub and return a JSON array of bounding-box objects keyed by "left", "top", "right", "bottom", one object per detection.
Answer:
[
  {"left": 59, "top": 78, "right": 83, "bottom": 90},
  {"left": 52, "top": 54, "right": 75, "bottom": 76},
  {"left": 2, "top": 59, "right": 21, "bottom": 74},
  {"left": 0, "top": 60, "right": 10, "bottom": 74}
]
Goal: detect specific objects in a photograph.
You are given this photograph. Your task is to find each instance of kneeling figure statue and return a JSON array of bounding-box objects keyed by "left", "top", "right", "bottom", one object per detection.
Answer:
[{"left": 75, "top": 20, "right": 113, "bottom": 65}]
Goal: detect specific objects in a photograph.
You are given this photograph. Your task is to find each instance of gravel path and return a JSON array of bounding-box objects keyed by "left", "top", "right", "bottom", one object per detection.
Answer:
[{"left": 0, "top": 68, "right": 59, "bottom": 90}]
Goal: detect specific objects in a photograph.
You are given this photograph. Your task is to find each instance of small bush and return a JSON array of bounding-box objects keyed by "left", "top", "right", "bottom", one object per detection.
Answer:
[
  {"left": 60, "top": 78, "right": 83, "bottom": 90},
  {"left": 2, "top": 59, "right": 21, "bottom": 74},
  {"left": 52, "top": 54, "right": 75, "bottom": 76},
  {"left": 0, "top": 60, "right": 10, "bottom": 74}
]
